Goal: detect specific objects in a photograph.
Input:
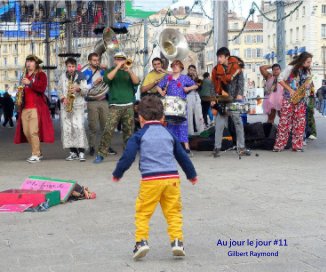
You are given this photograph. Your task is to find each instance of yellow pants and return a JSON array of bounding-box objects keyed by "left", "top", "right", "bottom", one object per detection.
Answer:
[{"left": 135, "top": 178, "right": 183, "bottom": 242}]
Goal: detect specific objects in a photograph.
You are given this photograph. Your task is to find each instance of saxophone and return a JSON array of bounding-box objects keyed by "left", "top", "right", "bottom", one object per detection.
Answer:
[
  {"left": 290, "top": 76, "right": 312, "bottom": 105},
  {"left": 65, "top": 74, "right": 75, "bottom": 113},
  {"left": 16, "top": 69, "right": 26, "bottom": 107}
]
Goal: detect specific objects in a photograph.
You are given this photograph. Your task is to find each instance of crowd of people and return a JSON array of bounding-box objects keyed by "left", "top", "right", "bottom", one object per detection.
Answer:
[{"left": 0, "top": 48, "right": 319, "bottom": 163}]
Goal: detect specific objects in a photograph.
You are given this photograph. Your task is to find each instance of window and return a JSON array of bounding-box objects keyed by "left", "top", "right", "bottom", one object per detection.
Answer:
[
  {"left": 3, "top": 45, "right": 7, "bottom": 53},
  {"left": 4, "top": 57, "right": 7, "bottom": 65},
  {"left": 296, "top": 27, "right": 299, "bottom": 41},
  {"left": 14, "top": 43, "right": 18, "bottom": 53},
  {"left": 231, "top": 49, "right": 240, "bottom": 56},
  {"left": 15, "top": 70, "right": 19, "bottom": 79},
  {"left": 302, "top": 6, "right": 305, "bottom": 16},
  {"left": 14, "top": 57, "right": 18, "bottom": 65},
  {"left": 296, "top": 9, "right": 299, "bottom": 18},
  {"left": 245, "top": 48, "right": 252, "bottom": 58},
  {"left": 245, "top": 35, "right": 252, "bottom": 44},
  {"left": 273, "top": 34, "right": 276, "bottom": 47},
  {"left": 322, "top": 24, "right": 326, "bottom": 38},
  {"left": 256, "top": 48, "right": 263, "bottom": 58},
  {"left": 302, "top": 25, "right": 306, "bottom": 41},
  {"left": 268, "top": 35, "right": 271, "bottom": 48},
  {"left": 257, "top": 35, "right": 263, "bottom": 43},
  {"left": 233, "top": 36, "right": 240, "bottom": 44},
  {"left": 322, "top": 5, "right": 326, "bottom": 15},
  {"left": 290, "top": 29, "right": 293, "bottom": 43}
]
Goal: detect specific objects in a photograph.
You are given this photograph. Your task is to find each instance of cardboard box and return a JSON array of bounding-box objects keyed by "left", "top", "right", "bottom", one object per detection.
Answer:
[{"left": 0, "top": 189, "right": 60, "bottom": 208}]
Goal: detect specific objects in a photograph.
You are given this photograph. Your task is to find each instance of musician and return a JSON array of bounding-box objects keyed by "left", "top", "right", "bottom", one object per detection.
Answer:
[
  {"left": 259, "top": 63, "right": 283, "bottom": 124},
  {"left": 186, "top": 65, "right": 205, "bottom": 135},
  {"left": 211, "top": 47, "right": 250, "bottom": 157},
  {"left": 140, "top": 57, "right": 167, "bottom": 97},
  {"left": 199, "top": 72, "right": 215, "bottom": 127},
  {"left": 157, "top": 60, "right": 198, "bottom": 157},
  {"left": 14, "top": 55, "right": 54, "bottom": 163},
  {"left": 94, "top": 52, "right": 140, "bottom": 164},
  {"left": 273, "top": 52, "right": 314, "bottom": 152},
  {"left": 58, "top": 58, "right": 88, "bottom": 161},
  {"left": 83, "top": 52, "right": 117, "bottom": 156}
]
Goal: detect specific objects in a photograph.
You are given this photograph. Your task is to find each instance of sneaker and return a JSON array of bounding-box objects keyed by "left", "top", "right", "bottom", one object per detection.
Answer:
[
  {"left": 212, "top": 148, "right": 220, "bottom": 158},
  {"left": 303, "top": 140, "right": 307, "bottom": 146},
  {"left": 185, "top": 149, "right": 193, "bottom": 157},
  {"left": 272, "top": 148, "right": 282, "bottom": 152},
  {"left": 171, "top": 239, "right": 185, "bottom": 257},
  {"left": 65, "top": 152, "right": 78, "bottom": 161},
  {"left": 308, "top": 135, "right": 317, "bottom": 140},
  {"left": 133, "top": 240, "right": 150, "bottom": 260},
  {"left": 26, "top": 155, "right": 41, "bottom": 163},
  {"left": 79, "top": 152, "right": 86, "bottom": 162},
  {"left": 93, "top": 155, "right": 104, "bottom": 164},
  {"left": 108, "top": 147, "right": 117, "bottom": 155},
  {"left": 89, "top": 147, "right": 95, "bottom": 156},
  {"left": 39, "top": 154, "right": 44, "bottom": 160},
  {"left": 238, "top": 148, "right": 251, "bottom": 156}
]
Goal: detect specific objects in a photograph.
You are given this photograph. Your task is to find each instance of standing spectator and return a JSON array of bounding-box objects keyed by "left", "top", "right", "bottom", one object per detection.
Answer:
[
  {"left": 198, "top": 72, "right": 214, "bottom": 128},
  {"left": 2, "top": 91, "right": 15, "bottom": 128}
]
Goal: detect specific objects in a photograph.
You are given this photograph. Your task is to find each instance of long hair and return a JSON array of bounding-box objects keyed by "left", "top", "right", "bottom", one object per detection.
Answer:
[{"left": 289, "top": 52, "right": 313, "bottom": 77}]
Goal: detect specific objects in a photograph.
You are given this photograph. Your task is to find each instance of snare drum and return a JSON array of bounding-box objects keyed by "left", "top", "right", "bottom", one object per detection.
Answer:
[
  {"left": 226, "top": 102, "right": 250, "bottom": 114},
  {"left": 162, "top": 96, "right": 187, "bottom": 124}
]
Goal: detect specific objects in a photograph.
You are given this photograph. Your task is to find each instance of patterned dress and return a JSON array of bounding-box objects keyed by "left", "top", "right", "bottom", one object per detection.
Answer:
[
  {"left": 274, "top": 66, "right": 311, "bottom": 150},
  {"left": 58, "top": 71, "right": 89, "bottom": 149},
  {"left": 158, "top": 74, "right": 195, "bottom": 143}
]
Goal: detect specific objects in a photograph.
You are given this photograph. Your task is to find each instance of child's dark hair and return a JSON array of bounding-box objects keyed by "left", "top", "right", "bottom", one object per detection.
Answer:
[
  {"left": 216, "top": 47, "right": 230, "bottom": 57},
  {"left": 138, "top": 96, "right": 164, "bottom": 121}
]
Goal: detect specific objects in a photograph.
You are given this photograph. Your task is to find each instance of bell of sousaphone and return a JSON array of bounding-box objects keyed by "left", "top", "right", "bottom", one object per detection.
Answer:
[
  {"left": 159, "top": 28, "right": 189, "bottom": 61},
  {"left": 94, "top": 27, "right": 120, "bottom": 58}
]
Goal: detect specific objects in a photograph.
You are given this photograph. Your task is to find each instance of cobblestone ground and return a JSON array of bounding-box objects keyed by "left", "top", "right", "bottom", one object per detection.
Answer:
[{"left": 0, "top": 113, "right": 325, "bottom": 272}]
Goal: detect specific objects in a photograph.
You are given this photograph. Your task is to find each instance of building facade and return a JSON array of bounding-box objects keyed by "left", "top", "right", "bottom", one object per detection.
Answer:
[{"left": 262, "top": 0, "right": 326, "bottom": 89}]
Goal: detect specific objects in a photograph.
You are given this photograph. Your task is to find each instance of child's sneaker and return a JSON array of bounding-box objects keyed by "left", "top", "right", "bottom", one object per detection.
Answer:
[
  {"left": 171, "top": 239, "right": 185, "bottom": 257},
  {"left": 133, "top": 240, "right": 150, "bottom": 260}
]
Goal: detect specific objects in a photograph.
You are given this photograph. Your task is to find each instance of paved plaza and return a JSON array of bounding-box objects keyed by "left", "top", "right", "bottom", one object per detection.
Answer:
[{"left": 0, "top": 114, "right": 326, "bottom": 272}]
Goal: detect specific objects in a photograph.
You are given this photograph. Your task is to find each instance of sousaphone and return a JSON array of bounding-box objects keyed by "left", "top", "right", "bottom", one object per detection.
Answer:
[
  {"left": 85, "top": 27, "right": 120, "bottom": 99},
  {"left": 159, "top": 28, "right": 189, "bottom": 61}
]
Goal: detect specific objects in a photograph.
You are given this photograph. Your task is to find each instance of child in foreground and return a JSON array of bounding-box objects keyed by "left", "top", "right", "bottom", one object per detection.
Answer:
[{"left": 112, "top": 96, "right": 198, "bottom": 260}]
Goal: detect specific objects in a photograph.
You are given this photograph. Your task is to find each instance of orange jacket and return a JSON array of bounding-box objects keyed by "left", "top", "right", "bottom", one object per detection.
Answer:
[{"left": 211, "top": 56, "right": 242, "bottom": 95}]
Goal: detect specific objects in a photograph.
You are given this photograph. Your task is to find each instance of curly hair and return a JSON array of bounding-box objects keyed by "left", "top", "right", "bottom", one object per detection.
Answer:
[{"left": 289, "top": 52, "right": 313, "bottom": 76}]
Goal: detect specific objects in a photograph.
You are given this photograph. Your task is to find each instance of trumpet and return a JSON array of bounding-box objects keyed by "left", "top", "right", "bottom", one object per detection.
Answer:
[
  {"left": 125, "top": 58, "right": 133, "bottom": 68},
  {"left": 16, "top": 69, "right": 26, "bottom": 107},
  {"left": 65, "top": 74, "right": 75, "bottom": 113}
]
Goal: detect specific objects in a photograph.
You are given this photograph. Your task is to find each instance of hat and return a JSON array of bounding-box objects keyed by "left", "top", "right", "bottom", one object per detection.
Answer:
[
  {"left": 113, "top": 52, "right": 127, "bottom": 59},
  {"left": 26, "top": 54, "right": 43, "bottom": 64}
]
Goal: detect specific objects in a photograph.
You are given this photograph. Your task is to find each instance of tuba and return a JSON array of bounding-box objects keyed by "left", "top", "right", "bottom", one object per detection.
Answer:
[
  {"left": 16, "top": 69, "right": 26, "bottom": 107},
  {"left": 159, "top": 28, "right": 189, "bottom": 61},
  {"left": 65, "top": 74, "right": 75, "bottom": 112},
  {"left": 85, "top": 27, "right": 119, "bottom": 100},
  {"left": 290, "top": 76, "right": 313, "bottom": 105}
]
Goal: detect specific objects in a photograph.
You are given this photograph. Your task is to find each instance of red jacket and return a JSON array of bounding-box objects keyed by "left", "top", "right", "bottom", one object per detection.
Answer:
[{"left": 14, "top": 71, "right": 55, "bottom": 144}]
